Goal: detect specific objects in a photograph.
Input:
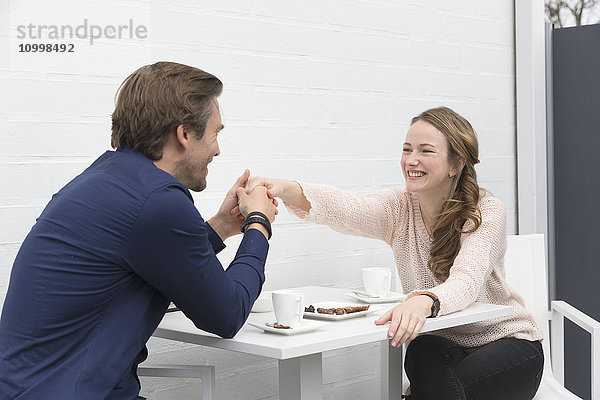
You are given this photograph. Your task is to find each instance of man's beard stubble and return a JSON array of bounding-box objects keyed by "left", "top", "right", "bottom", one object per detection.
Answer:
[{"left": 173, "top": 155, "right": 207, "bottom": 192}]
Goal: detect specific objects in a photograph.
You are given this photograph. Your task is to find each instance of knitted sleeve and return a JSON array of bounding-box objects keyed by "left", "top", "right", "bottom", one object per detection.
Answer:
[
  {"left": 284, "top": 181, "right": 407, "bottom": 245},
  {"left": 415, "top": 196, "right": 507, "bottom": 315}
]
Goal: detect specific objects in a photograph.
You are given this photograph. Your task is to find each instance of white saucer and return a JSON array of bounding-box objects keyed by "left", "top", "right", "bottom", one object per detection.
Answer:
[
  {"left": 346, "top": 291, "right": 406, "bottom": 304},
  {"left": 247, "top": 320, "right": 326, "bottom": 335}
]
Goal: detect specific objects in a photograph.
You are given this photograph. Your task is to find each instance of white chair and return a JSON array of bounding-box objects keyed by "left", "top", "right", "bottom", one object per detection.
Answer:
[
  {"left": 504, "top": 234, "right": 600, "bottom": 399},
  {"left": 137, "top": 364, "right": 215, "bottom": 400}
]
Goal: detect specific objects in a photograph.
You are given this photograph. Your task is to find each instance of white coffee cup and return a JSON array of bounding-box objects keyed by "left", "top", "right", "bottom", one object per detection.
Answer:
[
  {"left": 272, "top": 290, "right": 304, "bottom": 327},
  {"left": 362, "top": 267, "right": 392, "bottom": 297}
]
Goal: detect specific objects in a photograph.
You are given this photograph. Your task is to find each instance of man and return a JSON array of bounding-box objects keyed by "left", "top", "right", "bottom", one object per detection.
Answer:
[{"left": 0, "top": 62, "right": 277, "bottom": 399}]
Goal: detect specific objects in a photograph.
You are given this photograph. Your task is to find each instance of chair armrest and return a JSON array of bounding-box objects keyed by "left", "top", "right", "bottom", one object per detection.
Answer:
[
  {"left": 551, "top": 301, "right": 600, "bottom": 333},
  {"left": 550, "top": 300, "right": 600, "bottom": 399}
]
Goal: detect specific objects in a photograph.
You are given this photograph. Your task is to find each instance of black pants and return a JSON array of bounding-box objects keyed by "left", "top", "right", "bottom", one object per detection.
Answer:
[{"left": 404, "top": 334, "right": 544, "bottom": 400}]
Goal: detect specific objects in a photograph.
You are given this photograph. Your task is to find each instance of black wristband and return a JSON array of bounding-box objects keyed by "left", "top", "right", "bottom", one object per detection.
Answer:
[
  {"left": 241, "top": 212, "right": 272, "bottom": 239},
  {"left": 246, "top": 211, "right": 269, "bottom": 221}
]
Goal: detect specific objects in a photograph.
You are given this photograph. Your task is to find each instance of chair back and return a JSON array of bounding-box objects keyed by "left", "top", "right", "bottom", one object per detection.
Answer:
[{"left": 504, "top": 234, "right": 552, "bottom": 377}]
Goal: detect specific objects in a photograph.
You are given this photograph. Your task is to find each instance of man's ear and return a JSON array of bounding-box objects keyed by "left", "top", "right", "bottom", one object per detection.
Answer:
[{"left": 174, "top": 124, "right": 190, "bottom": 150}]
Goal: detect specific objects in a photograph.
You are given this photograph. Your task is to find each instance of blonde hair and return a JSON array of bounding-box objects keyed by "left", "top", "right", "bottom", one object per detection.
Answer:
[{"left": 411, "top": 107, "right": 482, "bottom": 281}]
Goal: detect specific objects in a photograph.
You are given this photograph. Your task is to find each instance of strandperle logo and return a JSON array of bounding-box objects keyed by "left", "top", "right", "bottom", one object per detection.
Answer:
[{"left": 16, "top": 19, "right": 148, "bottom": 45}]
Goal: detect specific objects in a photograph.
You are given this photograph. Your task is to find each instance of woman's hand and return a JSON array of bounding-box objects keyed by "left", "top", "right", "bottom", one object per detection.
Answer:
[
  {"left": 246, "top": 177, "right": 311, "bottom": 212},
  {"left": 246, "top": 177, "right": 290, "bottom": 199},
  {"left": 374, "top": 295, "right": 433, "bottom": 347}
]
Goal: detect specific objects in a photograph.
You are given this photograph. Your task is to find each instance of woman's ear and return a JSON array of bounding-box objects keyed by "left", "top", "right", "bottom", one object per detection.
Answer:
[{"left": 450, "top": 157, "right": 466, "bottom": 178}]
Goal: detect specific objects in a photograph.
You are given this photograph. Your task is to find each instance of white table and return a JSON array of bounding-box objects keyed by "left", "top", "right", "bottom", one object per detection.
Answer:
[{"left": 153, "top": 286, "right": 513, "bottom": 400}]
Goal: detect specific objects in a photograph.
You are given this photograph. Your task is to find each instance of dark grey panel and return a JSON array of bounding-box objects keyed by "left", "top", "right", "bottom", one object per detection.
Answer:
[{"left": 552, "top": 23, "right": 600, "bottom": 400}]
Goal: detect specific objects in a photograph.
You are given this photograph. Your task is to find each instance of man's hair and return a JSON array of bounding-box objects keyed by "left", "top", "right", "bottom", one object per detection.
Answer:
[{"left": 111, "top": 61, "right": 223, "bottom": 160}]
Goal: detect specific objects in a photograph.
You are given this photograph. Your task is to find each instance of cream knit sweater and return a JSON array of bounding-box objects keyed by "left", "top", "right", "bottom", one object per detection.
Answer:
[{"left": 286, "top": 182, "right": 543, "bottom": 348}]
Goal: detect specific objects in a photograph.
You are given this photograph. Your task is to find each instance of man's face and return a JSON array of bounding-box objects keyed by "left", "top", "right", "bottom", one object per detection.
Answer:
[{"left": 175, "top": 100, "right": 223, "bottom": 192}]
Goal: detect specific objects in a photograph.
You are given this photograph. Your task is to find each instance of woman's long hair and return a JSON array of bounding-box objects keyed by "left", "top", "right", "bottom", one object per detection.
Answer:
[{"left": 411, "top": 107, "right": 482, "bottom": 282}]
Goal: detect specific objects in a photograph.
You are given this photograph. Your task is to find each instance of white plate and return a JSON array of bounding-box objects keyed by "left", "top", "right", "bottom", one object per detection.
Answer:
[
  {"left": 346, "top": 291, "right": 406, "bottom": 304},
  {"left": 303, "top": 302, "right": 380, "bottom": 321},
  {"left": 247, "top": 320, "right": 327, "bottom": 335}
]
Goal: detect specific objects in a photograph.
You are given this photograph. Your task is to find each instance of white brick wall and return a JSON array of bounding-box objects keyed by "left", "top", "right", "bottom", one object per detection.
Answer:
[{"left": 1, "top": 1, "right": 517, "bottom": 398}]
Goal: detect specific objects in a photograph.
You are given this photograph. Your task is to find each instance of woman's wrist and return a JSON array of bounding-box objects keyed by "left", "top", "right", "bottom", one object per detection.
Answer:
[
  {"left": 418, "top": 292, "right": 440, "bottom": 318},
  {"left": 279, "top": 179, "right": 300, "bottom": 201},
  {"left": 287, "top": 180, "right": 311, "bottom": 212}
]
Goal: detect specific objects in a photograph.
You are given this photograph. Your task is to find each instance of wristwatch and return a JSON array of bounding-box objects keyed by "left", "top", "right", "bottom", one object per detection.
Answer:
[{"left": 420, "top": 292, "right": 440, "bottom": 318}]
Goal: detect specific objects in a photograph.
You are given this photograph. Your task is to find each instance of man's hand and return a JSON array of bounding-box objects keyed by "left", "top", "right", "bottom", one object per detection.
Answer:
[
  {"left": 236, "top": 185, "right": 277, "bottom": 222},
  {"left": 207, "top": 170, "right": 252, "bottom": 241},
  {"left": 231, "top": 177, "right": 279, "bottom": 218},
  {"left": 236, "top": 185, "right": 278, "bottom": 240},
  {"left": 374, "top": 295, "right": 433, "bottom": 347}
]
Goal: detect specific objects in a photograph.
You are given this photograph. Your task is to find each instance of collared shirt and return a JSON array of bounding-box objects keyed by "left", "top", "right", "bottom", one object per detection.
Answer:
[{"left": 0, "top": 147, "right": 269, "bottom": 399}]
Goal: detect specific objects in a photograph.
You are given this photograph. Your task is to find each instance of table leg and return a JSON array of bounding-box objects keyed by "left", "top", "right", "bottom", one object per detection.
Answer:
[
  {"left": 380, "top": 339, "right": 403, "bottom": 400},
  {"left": 279, "top": 353, "right": 323, "bottom": 400}
]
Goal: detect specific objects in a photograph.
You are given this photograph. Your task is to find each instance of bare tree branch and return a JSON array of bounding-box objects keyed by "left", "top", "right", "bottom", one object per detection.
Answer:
[
  {"left": 546, "top": 0, "right": 566, "bottom": 27},
  {"left": 546, "top": 0, "right": 600, "bottom": 26}
]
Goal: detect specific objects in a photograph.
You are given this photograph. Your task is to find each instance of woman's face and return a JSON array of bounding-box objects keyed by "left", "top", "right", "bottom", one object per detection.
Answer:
[{"left": 401, "top": 120, "right": 457, "bottom": 199}]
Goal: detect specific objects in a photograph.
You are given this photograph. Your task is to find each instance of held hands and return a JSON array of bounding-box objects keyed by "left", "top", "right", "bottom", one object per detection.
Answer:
[
  {"left": 246, "top": 176, "right": 311, "bottom": 212},
  {"left": 236, "top": 185, "right": 278, "bottom": 222},
  {"left": 236, "top": 183, "right": 278, "bottom": 240},
  {"left": 374, "top": 295, "right": 433, "bottom": 347},
  {"left": 245, "top": 176, "right": 289, "bottom": 199},
  {"left": 208, "top": 170, "right": 252, "bottom": 240},
  {"left": 208, "top": 170, "right": 278, "bottom": 241},
  {"left": 210, "top": 174, "right": 301, "bottom": 241}
]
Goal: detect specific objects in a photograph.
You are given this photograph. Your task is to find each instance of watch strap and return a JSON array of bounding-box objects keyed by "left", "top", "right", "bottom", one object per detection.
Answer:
[{"left": 418, "top": 292, "right": 440, "bottom": 318}]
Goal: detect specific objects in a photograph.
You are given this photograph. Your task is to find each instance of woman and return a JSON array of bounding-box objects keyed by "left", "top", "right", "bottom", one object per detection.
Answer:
[{"left": 246, "top": 107, "right": 544, "bottom": 399}]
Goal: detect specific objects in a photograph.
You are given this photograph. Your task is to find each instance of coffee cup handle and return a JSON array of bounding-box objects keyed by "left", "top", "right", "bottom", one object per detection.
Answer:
[
  {"left": 296, "top": 295, "right": 304, "bottom": 321},
  {"left": 385, "top": 270, "right": 391, "bottom": 293}
]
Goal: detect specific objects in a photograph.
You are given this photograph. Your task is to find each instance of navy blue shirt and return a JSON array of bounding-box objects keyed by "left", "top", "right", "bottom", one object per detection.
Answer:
[{"left": 0, "top": 147, "right": 269, "bottom": 399}]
